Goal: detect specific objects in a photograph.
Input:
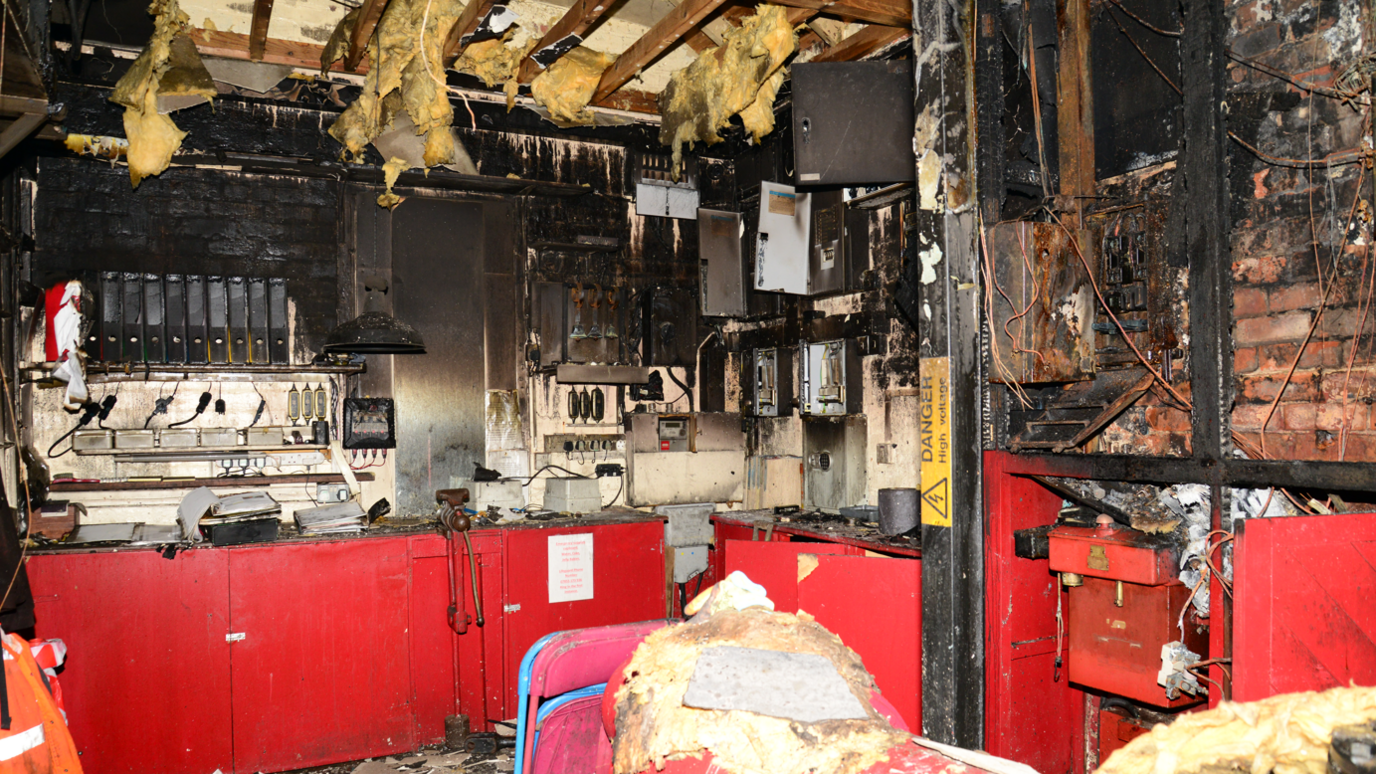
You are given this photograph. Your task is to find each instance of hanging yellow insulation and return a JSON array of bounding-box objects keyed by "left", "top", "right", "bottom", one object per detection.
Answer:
[
  {"left": 658, "top": 4, "right": 796, "bottom": 169},
  {"left": 453, "top": 34, "right": 534, "bottom": 108},
  {"left": 530, "top": 46, "right": 615, "bottom": 127},
  {"left": 611, "top": 607, "right": 911, "bottom": 774},
  {"left": 1098, "top": 685, "right": 1376, "bottom": 774},
  {"left": 109, "top": 0, "right": 214, "bottom": 188},
  {"left": 328, "top": 0, "right": 465, "bottom": 166},
  {"left": 377, "top": 157, "right": 409, "bottom": 209},
  {"left": 320, "top": 7, "right": 362, "bottom": 75}
]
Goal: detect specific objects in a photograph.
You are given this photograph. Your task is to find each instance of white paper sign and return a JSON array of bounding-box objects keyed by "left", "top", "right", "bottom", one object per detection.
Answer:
[{"left": 548, "top": 533, "right": 594, "bottom": 603}]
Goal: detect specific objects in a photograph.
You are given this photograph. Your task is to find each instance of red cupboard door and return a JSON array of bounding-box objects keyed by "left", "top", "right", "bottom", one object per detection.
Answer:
[
  {"left": 724, "top": 539, "right": 861, "bottom": 612},
  {"left": 724, "top": 540, "right": 920, "bottom": 731},
  {"left": 228, "top": 538, "right": 414, "bottom": 773},
  {"left": 28, "top": 549, "right": 233, "bottom": 774},
  {"left": 1234, "top": 512, "right": 1376, "bottom": 701},
  {"left": 499, "top": 521, "right": 667, "bottom": 718},
  {"left": 797, "top": 553, "right": 921, "bottom": 733}
]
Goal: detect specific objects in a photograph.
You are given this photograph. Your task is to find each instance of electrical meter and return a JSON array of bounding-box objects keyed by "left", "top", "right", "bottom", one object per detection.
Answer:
[{"left": 799, "top": 339, "right": 861, "bottom": 416}]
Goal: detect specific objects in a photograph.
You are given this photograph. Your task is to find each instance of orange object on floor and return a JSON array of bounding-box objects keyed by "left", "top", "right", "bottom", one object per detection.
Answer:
[{"left": 0, "top": 632, "right": 82, "bottom": 773}]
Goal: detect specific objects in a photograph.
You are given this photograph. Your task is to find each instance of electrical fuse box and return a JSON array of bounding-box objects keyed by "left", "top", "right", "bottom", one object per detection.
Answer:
[
  {"left": 343, "top": 397, "right": 396, "bottom": 449},
  {"left": 799, "top": 339, "right": 861, "bottom": 416}
]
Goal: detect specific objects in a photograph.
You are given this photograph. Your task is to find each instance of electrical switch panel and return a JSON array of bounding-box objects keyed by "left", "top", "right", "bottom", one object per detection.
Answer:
[
  {"left": 342, "top": 397, "right": 396, "bottom": 449},
  {"left": 748, "top": 347, "right": 793, "bottom": 417},
  {"left": 755, "top": 182, "right": 810, "bottom": 294},
  {"left": 799, "top": 339, "right": 861, "bottom": 416}
]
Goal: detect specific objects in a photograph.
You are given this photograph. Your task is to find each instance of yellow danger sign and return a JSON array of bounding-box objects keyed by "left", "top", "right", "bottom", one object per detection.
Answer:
[{"left": 919, "top": 357, "right": 951, "bottom": 527}]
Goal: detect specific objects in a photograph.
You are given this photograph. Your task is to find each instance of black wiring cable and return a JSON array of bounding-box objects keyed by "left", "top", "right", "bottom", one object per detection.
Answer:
[
  {"left": 167, "top": 391, "right": 213, "bottom": 428},
  {"left": 518, "top": 464, "right": 590, "bottom": 486},
  {"left": 603, "top": 475, "right": 624, "bottom": 509},
  {"left": 666, "top": 367, "right": 694, "bottom": 413},
  {"left": 143, "top": 381, "right": 181, "bottom": 428},
  {"left": 47, "top": 400, "right": 104, "bottom": 458}
]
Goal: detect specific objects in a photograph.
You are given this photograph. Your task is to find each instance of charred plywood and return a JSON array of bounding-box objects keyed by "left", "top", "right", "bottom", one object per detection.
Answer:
[{"left": 986, "top": 221, "right": 1095, "bottom": 384}]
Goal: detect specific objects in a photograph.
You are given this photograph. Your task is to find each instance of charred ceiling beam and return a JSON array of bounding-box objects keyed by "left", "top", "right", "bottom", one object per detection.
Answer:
[
  {"left": 1055, "top": 0, "right": 1093, "bottom": 224},
  {"left": 808, "top": 25, "right": 908, "bottom": 62},
  {"left": 344, "top": 0, "right": 391, "bottom": 71},
  {"left": 516, "top": 0, "right": 621, "bottom": 83},
  {"left": 443, "top": 0, "right": 502, "bottom": 62},
  {"left": 0, "top": 111, "right": 45, "bottom": 160},
  {"left": 591, "top": 0, "right": 734, "bottom": 104},
  {"left": 248, "top": 0, "right": 275, "bottom": 61},
  {"left": 190, "top": 29, "right": 368, "bottom": 73},
  {"left": 764, "top": 0, "right": 908, "bottom": 28}
]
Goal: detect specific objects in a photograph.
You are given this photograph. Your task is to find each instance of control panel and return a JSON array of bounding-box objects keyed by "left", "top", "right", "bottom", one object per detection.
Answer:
[{"left": 342, "top": 397, "right": 396, "bottom": 449}]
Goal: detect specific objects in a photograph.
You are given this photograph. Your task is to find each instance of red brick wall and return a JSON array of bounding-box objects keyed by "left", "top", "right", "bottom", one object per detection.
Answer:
[{"left": 1225, "top": 0, "right": 1372, "bottom": 461}]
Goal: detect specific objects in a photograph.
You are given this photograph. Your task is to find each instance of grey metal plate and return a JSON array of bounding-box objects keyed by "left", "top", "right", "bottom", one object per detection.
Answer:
[
  {"left": 699, "top": 209, "right": 745, "bottom": 317},
  {"left": 683, "top": 646, "right": 869, "bottom": 723},
  {"left": 391, "top": 199, "right": 487, "bottom": 516},
  {"left": 793, "top": 62, "right": 916, "bottom": 186}
]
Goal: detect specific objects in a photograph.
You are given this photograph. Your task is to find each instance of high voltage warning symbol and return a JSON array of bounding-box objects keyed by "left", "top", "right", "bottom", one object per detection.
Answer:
[
  {"left": 922, "top": 478, "right": 949, "bottom": 524},
  {"left": 919, "top": 357, "right": 951, "bottom": 527}
]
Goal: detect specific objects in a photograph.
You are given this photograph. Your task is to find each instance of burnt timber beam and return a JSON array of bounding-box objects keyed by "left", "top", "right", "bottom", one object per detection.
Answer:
[
  {"left": 516, "top": 0, "right": 620, "bottom": 82},
  {"left": 0, "top": 112, "right": 45, "bottom": 160},
  {"left": 1180, "top": 0, "right": 1231, "bottom": 471},
  {"left": 767, "top": 0, "right": 909, "bottom": 28},
  {"left": 808, "top": 24, "right": 907, "bottom": 61},
  {"left": 591, "top": 0, "right": 733, "bottom": 104},
  {"left": 443, "top": 0, "right": 501, "bottom": 62},
  {"left": 189, "top": 29, "right": 369, "bottom": 73},
  {"left": 914, "top": 0, "right": 983, "bottom": 749},
  {"left": 1004, "top": 452, "right": 1376, "bottom": 494},
  {"left": 248, "top": 0, "right": 275, "bottom": 61},
  {"left": 344, "top": 0, "right": 390, "bottom": 71},
  {"left": 1055, "top": 0, "right": 1093, "bottom": 224}
]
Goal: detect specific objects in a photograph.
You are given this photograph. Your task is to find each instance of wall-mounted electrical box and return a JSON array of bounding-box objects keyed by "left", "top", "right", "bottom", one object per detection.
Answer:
[
  {"left": 755, "top": 182, "right": 810, "bottom": 295},
  {"left": 808, "top": 190, "right": 846, "bottom": 295},
  {"left": 343, "top": 397, "right": 396, "bottom": 449},
  {"left": 987, "top": 222, "right": 1096, "bottom": 384},
  {"left": 799, "top": 339, "right": 862, "bottom": 416},
  {"left": 635, "top": 153, "right": 699, "bottom": 220},
  {"left": 792, "top": 61, "right": 916, "bottom": 186},
  {"left": 699, "top": 209, "right": 746, "bottom": 317},
  {"left": 645, "top": 287, "right": 699, "bottom": 367},
  {"left": 803, "top": 415, "right": 867, "bottom": 513},
  {"left": 533, "top": 282, "right": 627, "bottom": 366},
  {"left": 624, "top": 412, "right": 745, "bottom": 506},
  {"left": 747, "top": 347, "right": 793, "bottom": 417}
]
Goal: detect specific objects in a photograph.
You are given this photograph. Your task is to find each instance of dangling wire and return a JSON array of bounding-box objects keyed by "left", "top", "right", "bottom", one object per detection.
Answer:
[{"left": 1054, "top": 585, "right": 1064, "bottom": 683}]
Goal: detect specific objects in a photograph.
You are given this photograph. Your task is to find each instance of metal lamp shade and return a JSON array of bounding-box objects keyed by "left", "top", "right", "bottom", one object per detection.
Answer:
[{"left": 323, "top": 311, "right": 426, "bottom": 354}]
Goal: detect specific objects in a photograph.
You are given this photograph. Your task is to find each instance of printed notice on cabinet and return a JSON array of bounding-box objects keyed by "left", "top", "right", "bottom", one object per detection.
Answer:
[{"left": 548, "top": 533, "right": 594, "bottom": 603}]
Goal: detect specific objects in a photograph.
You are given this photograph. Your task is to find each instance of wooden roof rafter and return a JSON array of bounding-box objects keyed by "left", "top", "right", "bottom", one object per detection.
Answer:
[
  {"left": 343, "top": 0, "right": 392, "bottom": 70},
  {"left": 515, "top": 0, "right": 621, "bottom": 82},
  {"left": 248, "top": 0, "right": 276, "bottom": 60},
  {"left": 443, "top": 0, "right": 504, "bottom": 62},
  {"left": 592, "top": 0, "right": 781, "bottom": 104},
  {"left": 809, "top": 24, "right": 908, "bottom": 61}
]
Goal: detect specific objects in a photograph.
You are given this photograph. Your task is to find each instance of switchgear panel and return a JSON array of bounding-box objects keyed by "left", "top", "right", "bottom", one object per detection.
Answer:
[
  {"left": 799, "top": 339, "right": 862, "bottom": 416},
  {"left": 748, "top": 347, "right": 793, "bottom": 417}
]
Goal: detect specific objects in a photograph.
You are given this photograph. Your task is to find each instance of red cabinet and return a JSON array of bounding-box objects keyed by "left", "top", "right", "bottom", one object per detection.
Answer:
[
  {"left": 449, "top": 520, "right": 668, "bottom": 728},
  {"left": 227, "top": 540, "right": 416, "bottom": 772},
  {"left": 26, "top": 518, "right": 667, "bottom": 774},
  {"left": 719, "top": 536, "right": 922, "bottom": 733},
  {"left": 28, "top": 548, "right": 234, "bottom": 774}
]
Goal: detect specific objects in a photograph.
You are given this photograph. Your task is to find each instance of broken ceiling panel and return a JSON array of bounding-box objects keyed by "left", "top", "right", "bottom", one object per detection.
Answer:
[
  {"left": 658, "top": 4, "right": 796, "bottom": 167},
  {"left": 529, "top": 45, "right": 615, "bottom": 126}
]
